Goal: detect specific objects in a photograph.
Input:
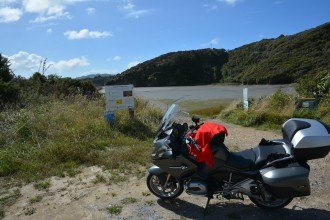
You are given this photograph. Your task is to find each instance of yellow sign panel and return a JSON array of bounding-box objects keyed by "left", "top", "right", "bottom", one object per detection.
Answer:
[{"left": 116, "top": 99, "right": 123, "bottom": 105}]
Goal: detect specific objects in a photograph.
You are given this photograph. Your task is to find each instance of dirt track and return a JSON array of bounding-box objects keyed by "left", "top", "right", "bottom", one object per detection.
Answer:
[{"left": 2, "top": 118, "right": 330, "bottom": 220}]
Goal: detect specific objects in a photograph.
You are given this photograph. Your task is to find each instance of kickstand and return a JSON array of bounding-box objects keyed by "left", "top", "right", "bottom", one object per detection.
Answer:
[{"left": 203, "top": 196, "right": 213, "bottom": 216}]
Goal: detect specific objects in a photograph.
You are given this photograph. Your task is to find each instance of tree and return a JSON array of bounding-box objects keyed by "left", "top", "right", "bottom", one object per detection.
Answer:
[
  {"left": 0, "top": 53, "right": 14, "bottom": 82},
  {"left": 296, "top": 69, "right": 330, "bottom": 99},
  {"left": 0, "top": 54, "right": 18, "bottom": 106}
]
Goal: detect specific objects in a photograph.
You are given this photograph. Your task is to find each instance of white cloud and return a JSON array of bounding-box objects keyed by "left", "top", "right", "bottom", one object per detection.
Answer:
[
  {"left": 86, "top": 7, "right": 95, "bottom": 15},
  {"left": 8, "top": 51, "right": 90, "bottom": 78},
  {"left": 209, "top": 38, "right": 219, "bottom": 45},
  {"left": 47, "top": 28, "right": 52, "bottom": 33},
  {"left": 203, "top": 4, "right": 218, "bottom": 11},
  {"left": 0, "top": 0, "right": 18, "bottom": 5},
  {"left": 113, "top": 56, "right": 121, "bottom": 61},
  {"left": 202, "top": 38, "right": 220, "bottom": 47},
  {"left": 64, "top": 29, "right": 112, "bottom": 39},
  {"left": 127, "top": 61, "right": 140, "bottom": 69},
  {"left": 126, "top": 9, "right": 150, "bottom": 19},
  {"left": 23, "top": 0, "right": 51, "bottom": 13},
  {"left": 20, "top": 0, "right": 72, "bottom": 23},
  {"left": 30, "top": 4, "right": 71, "bottom": 23},
  {"left": 0, "top": 7, "right": 22, "bottom": 23},
  {"left": 52, "top": 57, "right": 89, "bottom": 71},
  {"left": 119, "top": 0, "right": 151, "bottom": 19},
  {"left": 8, "top": 51, "right": 43, "bottom": 75},
  {"left": 217, "top": 0, "right": 240, "bottom": 5}
]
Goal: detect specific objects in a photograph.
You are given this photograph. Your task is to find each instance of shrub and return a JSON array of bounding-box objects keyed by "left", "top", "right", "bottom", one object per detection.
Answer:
[{"left": 0, "top": 96, "right": 162, "bottom": 181}]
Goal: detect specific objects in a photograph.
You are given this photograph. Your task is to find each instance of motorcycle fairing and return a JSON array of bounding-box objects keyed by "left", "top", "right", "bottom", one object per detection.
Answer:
[{"left": 152, "top": 155, "right": 198, "bottom": 179}]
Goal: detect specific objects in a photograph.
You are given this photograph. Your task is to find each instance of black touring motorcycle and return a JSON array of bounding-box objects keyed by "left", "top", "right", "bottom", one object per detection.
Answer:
[{"left": 146, "top": 104, "right": 330, "bottom": 213}]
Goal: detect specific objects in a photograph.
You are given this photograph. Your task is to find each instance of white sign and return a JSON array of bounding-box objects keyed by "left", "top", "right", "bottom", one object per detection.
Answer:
[
  {"left": 243, "top": 88, "right": 248, "bottom": 110},
  {"left": 104, "top": 85, "right": 134, "bottom": 111}
]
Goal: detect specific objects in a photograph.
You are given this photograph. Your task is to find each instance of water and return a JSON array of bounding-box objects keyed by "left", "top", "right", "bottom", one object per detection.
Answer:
[{"left": 134, "top": 84, "right": 296, "bottom": 101}]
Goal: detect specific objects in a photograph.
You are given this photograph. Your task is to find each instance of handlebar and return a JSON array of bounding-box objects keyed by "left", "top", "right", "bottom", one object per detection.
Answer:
[{"left": 185, "top": 136, "right": 201, "bottom": 152}]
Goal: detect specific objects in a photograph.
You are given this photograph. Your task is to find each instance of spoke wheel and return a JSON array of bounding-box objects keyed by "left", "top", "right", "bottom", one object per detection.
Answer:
[{"left": 147, "top": 173, "right": 183, "bottom": 199}]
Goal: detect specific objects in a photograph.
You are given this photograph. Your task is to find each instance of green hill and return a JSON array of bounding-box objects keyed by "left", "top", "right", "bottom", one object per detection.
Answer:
[
  {"left": 222, "top": 22, "right": 330, "bottom": 84},
  {"left": 108, "top": 49, "right": 228, "bottom": 86},
  {"left": 108, "top": 22, "right": 330, "bottom": 86}
]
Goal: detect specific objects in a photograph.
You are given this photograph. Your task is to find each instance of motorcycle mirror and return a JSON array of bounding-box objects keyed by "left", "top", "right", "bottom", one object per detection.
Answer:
[{"left": 192, "top": 116, "right": 200, "bottom": 124}]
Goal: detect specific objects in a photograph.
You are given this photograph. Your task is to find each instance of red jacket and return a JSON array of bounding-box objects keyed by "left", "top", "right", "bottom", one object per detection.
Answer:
[{"left": 188, "top": 122, "right": 228, "bottom": 167}]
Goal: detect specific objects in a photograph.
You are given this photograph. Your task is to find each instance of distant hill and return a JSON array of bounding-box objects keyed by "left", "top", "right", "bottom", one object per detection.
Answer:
[
  {"left": 76, "top": 74, "right": 113, "bottom": 80},
  {"left": 78, "top": 74, "right": 115, "bottom": 86},
  {"left": 222, "top": 22, "right": 330, "bottom": 84},
  {"left": 107, "top": 22, "right": 330, "bottom": 86},
  {"left": 108, "top": 49, "right": 228, "bottom": 86}
]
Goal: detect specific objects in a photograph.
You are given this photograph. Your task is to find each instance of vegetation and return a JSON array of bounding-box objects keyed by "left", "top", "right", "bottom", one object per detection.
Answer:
[
  {"left": 220, "top": 88, "right": 330, "bottom": 130},
  {"left": 0, "top": 54, "right": 19, "bottom": 105},
  {"left": 0, "top": 189, "right": 21, "bottom": 217},
  {"left": 107, "top": 205, "right": 122, "bottom": 216},
  {"left": 105, "top": 22, "right": 329, "bottom": 86},
  {"left": 222, "top": 22, "right": 330, "bottom": 84},
  {"left": 0, "top": 55, "right": 98, "bottom": 108},
  {"left": 0, "top": 97, "right": 162, "bottom": 182},
  {"left": 108, "top": 48, "right": 228, "bottom": 86}
]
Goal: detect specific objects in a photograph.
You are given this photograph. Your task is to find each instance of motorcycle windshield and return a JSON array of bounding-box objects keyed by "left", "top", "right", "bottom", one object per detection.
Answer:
[{"left": 155, "top": 104, "right": 179, "bottom": 136}]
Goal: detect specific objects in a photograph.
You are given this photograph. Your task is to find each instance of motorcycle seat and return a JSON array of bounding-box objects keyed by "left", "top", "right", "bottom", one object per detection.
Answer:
[
  {"left": 226, "top": 149, "right": 256, "bottom": 170},
  {"left": 253, "top": 144, "right": 287, "bottom": 168}
]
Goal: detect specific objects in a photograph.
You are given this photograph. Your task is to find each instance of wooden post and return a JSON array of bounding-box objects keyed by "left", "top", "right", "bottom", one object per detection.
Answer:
[{"left": 128, "top": 107, "right": 134, "bottom": 118}]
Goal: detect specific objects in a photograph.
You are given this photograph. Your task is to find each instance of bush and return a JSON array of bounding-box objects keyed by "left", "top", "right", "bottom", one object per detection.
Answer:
[
  {"left": 0, "top": 96, "right": 162, "bottom": 181},
  {"left": 220, "top": 91, "right": 294, "bottom": 130}
]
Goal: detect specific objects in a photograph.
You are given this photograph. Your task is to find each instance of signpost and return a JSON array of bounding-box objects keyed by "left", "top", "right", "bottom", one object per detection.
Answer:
[
  {"left": 104, "top": 84, "right": 134, "bottom": 123},
  {"left": 243, "top": 88, "right": 249, "bottom": 110}
]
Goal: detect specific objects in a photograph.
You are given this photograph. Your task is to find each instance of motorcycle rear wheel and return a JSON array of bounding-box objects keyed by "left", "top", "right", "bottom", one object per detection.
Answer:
[
  {"left": 147, "top": 173, "right": 184, "bottom": 199},
  {"left": 249, "top": 196, "right": 293, "bottom": 209}
]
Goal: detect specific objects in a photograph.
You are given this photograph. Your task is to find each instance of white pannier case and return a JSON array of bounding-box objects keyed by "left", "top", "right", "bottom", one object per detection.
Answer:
[{"left": 282, "top": 118, "right": 330, "bottom": 161}]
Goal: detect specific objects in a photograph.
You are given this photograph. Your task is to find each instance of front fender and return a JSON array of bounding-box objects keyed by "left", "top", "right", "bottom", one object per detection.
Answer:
[{"left": 148, "top": 165, "right": 165, "bottom": 175}]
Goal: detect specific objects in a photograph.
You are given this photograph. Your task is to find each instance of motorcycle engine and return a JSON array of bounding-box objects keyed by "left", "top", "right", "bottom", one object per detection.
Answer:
[{"left": 186, "top": 180, "right": 208, "bottom": 196}]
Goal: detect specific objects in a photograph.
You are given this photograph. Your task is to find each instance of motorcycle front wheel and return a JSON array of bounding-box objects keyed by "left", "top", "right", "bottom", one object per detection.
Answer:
[
  {"left": 147, "top": 173, "right": 184, "bottom": 199},
  {"left": 249, "top": 196, "right": 293, "bottom": 209}
]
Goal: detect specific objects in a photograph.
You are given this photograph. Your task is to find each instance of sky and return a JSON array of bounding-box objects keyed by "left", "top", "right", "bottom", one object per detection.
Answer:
[{"left": 0, "top": 0, "right": 329, "bottom": 79}]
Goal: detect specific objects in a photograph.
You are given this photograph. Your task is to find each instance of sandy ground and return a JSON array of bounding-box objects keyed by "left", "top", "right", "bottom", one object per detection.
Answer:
[{"left": 1, "top": 119, "right": 330, "bottom": 220}]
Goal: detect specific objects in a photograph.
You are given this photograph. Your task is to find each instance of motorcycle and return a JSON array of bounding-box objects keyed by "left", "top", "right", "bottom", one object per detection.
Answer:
[{"left": 146, "top": 104, "right": 330, "bottom": 213}]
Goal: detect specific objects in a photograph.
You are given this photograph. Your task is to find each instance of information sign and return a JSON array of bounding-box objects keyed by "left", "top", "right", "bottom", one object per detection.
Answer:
[{"left": 104, "top": 85, "right": 134, "bottom": 111}]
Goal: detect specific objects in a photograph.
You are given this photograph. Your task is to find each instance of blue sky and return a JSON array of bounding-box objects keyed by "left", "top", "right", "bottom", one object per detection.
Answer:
[{"left": 0, "top": 0, "right": 329, "bottom": 79}]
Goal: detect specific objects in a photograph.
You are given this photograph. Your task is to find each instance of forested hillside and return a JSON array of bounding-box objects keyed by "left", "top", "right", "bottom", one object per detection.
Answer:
[
  {"left": 108, "top": 22, "right": 330, "bottom": 86},
  {"left": 108, "top": 49, "right": 228, "bottom": 86},
  {"left": 222, "top": 22, "right": 330, "bottom": 84}
]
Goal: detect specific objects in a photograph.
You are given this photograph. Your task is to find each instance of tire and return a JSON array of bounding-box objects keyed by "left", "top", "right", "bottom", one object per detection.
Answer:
[
  {"left": 249, "top": 195, "right": 293, "bottom": 210},
  {"left": 146, "top": 173, "right": 184, "bottom": 199}
]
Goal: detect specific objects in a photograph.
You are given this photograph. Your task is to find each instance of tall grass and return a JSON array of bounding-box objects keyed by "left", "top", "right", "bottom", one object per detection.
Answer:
[
  {"left": 0, "top": 96, "right": 162, "bottom": 182},
  {"left": 220, "top": 90, "right": 330, "bottom": 130}
]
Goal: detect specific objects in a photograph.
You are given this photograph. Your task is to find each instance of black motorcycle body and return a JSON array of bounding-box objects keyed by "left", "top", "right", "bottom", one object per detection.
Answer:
[{"left": 147, "top": 104, "right": 330, "bottom": 211}]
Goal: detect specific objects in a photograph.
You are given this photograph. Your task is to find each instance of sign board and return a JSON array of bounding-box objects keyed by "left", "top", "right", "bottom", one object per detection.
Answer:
[
  {"left": 295, "top": 98, "right": 317, "bottom": 110},
  {"left": 104, "top": 85, "right": 134, "bottom": 111},
  {"left": 243, "top": 88, "right": 248, "bottom": 110}
]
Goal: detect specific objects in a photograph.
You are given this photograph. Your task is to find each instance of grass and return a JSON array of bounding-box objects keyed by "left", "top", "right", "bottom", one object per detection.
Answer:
[
  {"left": 92, "top": 174, "right": 107, "bottom": 184},
  {"left": 107, "top": 205, "right": 122, "bottom": 216},
  {"left": 220, "top": 91, "right": 330, "bottom": 130},
  {"left": 158, "top": 98, "right": 233, "bottom": 115},
  {"left": 0, "top": 189, "right": 21, "bottom": 217},
  {"left": 29, "top": 195, "right": 43, "bottom": 204},
  {"left": 34, "top": 181, "right": 51, "bottom": 191},
  {"left": 0, "top": 96, "right": 162, "bottom": 182},
  {"left": 121, "top": 197, "right": 137, "bottom": 204}
]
